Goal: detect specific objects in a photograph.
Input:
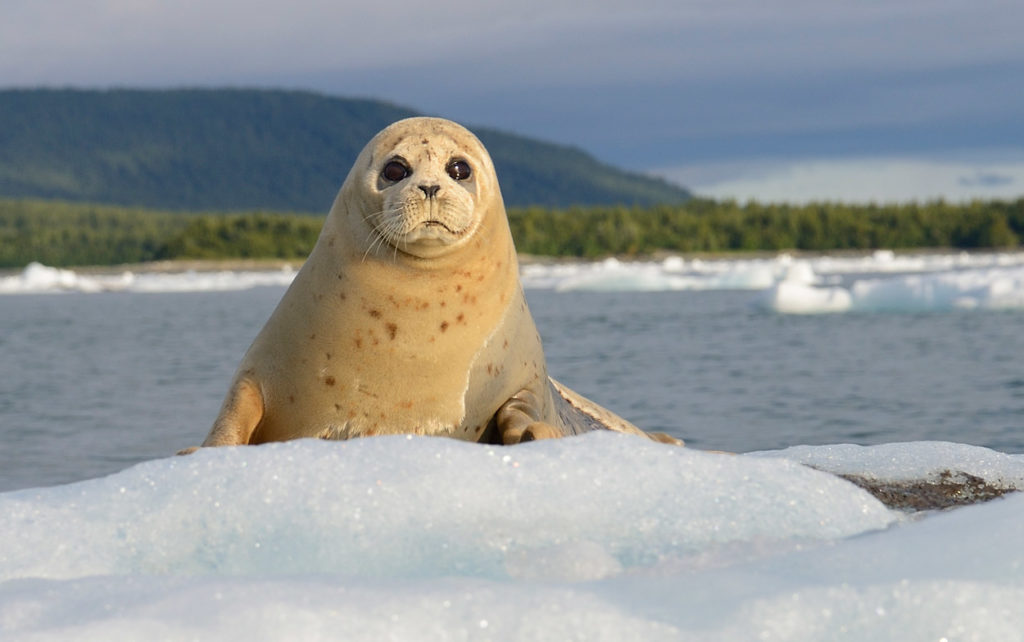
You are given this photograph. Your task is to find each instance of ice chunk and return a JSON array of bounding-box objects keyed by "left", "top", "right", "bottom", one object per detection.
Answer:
[
  {"left": 754, "top": 441, "right": 1024, "bottom": 485},
  {"left": 3, "top": 439, "right": 1024, "bottom": 640},
  {"left": 0, "top": 433, "right": 893, "bottom": 582},
  {"left": 0, "top": 263, "right": 297, "bottom": 295}
]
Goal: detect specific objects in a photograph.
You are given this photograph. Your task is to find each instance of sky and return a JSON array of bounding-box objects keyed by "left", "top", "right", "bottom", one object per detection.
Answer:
[{"left": 3, "top": 0, "right": 1024, "bottom": 203}]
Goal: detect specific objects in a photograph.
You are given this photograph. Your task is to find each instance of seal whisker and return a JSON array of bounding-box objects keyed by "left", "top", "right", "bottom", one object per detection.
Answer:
[
  {"left": 360, "top": 205, "right": 404, "bottom": 262},
  {"left": 364, "top": 206, "right": 399, "bottom": 222},
  {"left": 362, "top": 226, "right": 391, "bottom": 262}
]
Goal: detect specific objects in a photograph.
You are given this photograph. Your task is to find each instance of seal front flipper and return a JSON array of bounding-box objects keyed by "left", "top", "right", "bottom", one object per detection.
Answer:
[
  {"left": 206, "top": 378, "right": 264, "bottom": 446},
  {"left": 179, "top": 378, "right": 264, "bottom": 454},
  {"left": 496, "top": 389, "right": 563, "bottom": 444}
]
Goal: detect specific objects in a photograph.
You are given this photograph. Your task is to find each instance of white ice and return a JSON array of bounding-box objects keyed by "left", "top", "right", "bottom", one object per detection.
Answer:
[
  {"left": 518, "top": 251, "right": 1024, "bottom": 314},
  {"left": 756, "top": 258, "right": 1024, "bottom": 314},
  {"left": 0, "top": 262, "right": 298, "bottom": 295},
  {"left": 2, "top": 433, "right": 1024, "bottom": 640},
  {"left": 6, "top": 252, "right": 1024, "bottom": 314}
]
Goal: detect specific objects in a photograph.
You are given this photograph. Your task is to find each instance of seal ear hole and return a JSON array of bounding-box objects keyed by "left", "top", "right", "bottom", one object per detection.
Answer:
[
  {"left": 447, "top": 159, "right": 472, "bottom": 181},
  {"left": 382, "top": 160, "right": 411, "bottom": 182}
]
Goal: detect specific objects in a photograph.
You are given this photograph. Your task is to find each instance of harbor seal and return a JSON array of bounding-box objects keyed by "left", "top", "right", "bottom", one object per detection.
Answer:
[{"left": 181, "top": 117, "right": 680, "bottom": 452}]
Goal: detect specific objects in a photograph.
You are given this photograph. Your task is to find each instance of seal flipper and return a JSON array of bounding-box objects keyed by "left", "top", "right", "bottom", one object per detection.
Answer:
[
  {"left": 178, "top": 378, "right": 265, "bottom": 454},
  {"left": 206, "top": 378, "right": 265, "bottom": 446},
  {"left": 495, "top": 389, "right": 563, "bottom": 444},
  {"left": 549, "top": 377, "right": 684, "bottom": 446}
]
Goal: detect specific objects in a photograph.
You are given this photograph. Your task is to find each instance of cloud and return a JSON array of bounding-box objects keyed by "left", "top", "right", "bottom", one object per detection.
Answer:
[
  {"left": 2, "top": 0, "right": 1023, "bottom": 179},
  {"left": 5, "top": 0, "right": 1021, "bottom": 84},
  {"left": 658, "top": 154, "right": 1024, "bottom": 204},
  {"left": 959, "top": 172, "right": 1014, "bottom": 188}
]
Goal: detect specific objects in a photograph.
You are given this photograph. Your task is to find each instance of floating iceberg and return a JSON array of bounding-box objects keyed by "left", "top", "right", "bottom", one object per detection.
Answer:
[
  {"left": 0, "top": 262, "right": 298, "bottom": 294},
  {"left": 757, "top": 263, "right": 1024, "bottom": 313},
  {"left": 524, "top": 251, "right": 1024, "bottom": 313}
]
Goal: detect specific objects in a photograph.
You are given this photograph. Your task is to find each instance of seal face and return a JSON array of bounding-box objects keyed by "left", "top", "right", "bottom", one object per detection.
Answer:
[
  {"left": 181, "top": 117, "right": 680, "bottom": 453},
  {"left": 367, "top": 138, "right": 481, "bottom": 258}
]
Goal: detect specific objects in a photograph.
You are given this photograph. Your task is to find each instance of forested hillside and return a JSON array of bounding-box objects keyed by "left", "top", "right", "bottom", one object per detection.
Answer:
[
  {"left": 0, "top": 88, "right": 691, "bottom": 210},
  {"left": 2, "top": 197, "right": 1020, "bottom": 268}
]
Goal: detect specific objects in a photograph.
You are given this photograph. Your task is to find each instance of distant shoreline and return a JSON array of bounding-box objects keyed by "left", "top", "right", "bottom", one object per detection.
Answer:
[
  {"left": 5, "top": 247, "right": 1017, "bottom": 278},
  {"left": 6, "top": 196, "right": 1021, "bottom": 270}
]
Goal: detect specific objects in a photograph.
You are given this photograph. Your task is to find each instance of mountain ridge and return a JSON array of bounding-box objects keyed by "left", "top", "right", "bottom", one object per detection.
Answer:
[{"left": 0, "top": 88, "right": 690, "bottom": 211}]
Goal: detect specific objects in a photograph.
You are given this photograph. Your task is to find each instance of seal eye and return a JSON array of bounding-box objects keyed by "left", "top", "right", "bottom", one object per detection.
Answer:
[
  {"left": 447, "top": 160, "right": 472, "bottom": 181},
  {"left": 382, "top": 161, "right": 410, "bottom": 182}
]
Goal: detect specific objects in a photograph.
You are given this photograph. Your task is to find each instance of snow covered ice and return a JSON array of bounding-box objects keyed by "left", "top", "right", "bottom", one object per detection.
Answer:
[
  {"left": 517, "top": 251, "right": 1024, "bottom": 313},
  {"left": 0, "top": 262, "right": 298, "bottom": 294},
  {"left": 8, "top": 250, "right": 1024, "bottom": 314},
  {"left": 3, "top": 433, "right": 1024, "bottom": 640}
]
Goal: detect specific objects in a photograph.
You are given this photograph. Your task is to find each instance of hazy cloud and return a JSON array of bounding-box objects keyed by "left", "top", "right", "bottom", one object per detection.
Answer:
[
  {"left": 3, "top": 0, "right": 1024, "bottom": 198},
  {"left": 662, "top": 155, "right": 1024, "bottom": 203}
]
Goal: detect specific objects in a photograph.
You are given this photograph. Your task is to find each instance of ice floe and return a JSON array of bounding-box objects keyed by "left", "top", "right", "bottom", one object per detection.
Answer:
[
  {"left": 2, "top": 433, "right": 1023, "bottom": 640},
  {"left": 6, "top": 251, "right": 1024, "bottom": 314}
]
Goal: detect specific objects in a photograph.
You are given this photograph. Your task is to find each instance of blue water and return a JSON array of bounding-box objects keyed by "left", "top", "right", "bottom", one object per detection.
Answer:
[{"left": 2, "top": 286, "right": 1023, "bottom": 491}]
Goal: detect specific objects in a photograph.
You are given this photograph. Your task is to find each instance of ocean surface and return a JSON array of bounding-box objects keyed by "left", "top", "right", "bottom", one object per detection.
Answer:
[
  {"left": 2, "top": 252, "right": 1023, "bottom": 491},
  {"left": 3, "top": 252, "right": 1024, "bottom": 640}
]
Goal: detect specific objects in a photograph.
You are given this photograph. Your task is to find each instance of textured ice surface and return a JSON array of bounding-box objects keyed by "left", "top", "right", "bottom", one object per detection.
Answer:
[
  {"left": 3, "top": 434, "right": 1023, "bottom": 640},
  {"left": 0, "top": 434, "right": 892, "bottom": 581},
  {"left": 755, "top": 441, "right": 1024, "bottom": 484}
]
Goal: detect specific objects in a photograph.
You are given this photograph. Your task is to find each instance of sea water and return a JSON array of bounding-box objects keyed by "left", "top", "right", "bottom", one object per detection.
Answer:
[
  {"left": 2, "top": 252, "right": 1024, "bottom": 640},
  {"left": 2, "top": 253, "right": 1023, "bottom": 490}
]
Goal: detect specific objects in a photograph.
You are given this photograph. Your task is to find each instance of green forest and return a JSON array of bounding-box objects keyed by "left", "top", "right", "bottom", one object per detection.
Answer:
[{"left": 2, "top": 197, "right": 1022, "bottom": 269}]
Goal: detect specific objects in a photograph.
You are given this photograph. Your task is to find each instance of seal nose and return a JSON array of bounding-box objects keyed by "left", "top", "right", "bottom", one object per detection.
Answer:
[{"left": 419, "top": 184, "right": 441, "bottom": 198}]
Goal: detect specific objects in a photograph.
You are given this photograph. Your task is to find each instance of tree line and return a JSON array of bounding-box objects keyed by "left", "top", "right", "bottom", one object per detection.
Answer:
[
  {"left": 0, "top": 199, "right": 320, "bottom": 268},
  {"left": 508, "top": 198, "right": 1024, "bottom": 257},
  {"left": 1, "top": 197, "right": 1022, "bottom": 269}
]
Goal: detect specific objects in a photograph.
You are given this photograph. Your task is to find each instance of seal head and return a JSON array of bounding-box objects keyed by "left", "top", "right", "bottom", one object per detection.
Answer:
[{"left": 352, "top": 120, "right": 491, "bottom": 259}]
